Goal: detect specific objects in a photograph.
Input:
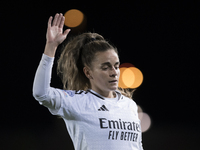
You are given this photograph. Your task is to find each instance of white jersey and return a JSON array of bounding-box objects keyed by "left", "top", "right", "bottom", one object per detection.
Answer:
[{"left": 33, "top": 54, "right": 144, "bottom": 150}]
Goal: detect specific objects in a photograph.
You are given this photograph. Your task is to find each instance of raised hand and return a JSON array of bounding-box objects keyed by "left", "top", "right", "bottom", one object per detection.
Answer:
[
  {"left": 46, "top": 13, "right": 70, "bottom": 45},
  {"left": 44, "top": 13, "right": 70, "bottom": 57}
]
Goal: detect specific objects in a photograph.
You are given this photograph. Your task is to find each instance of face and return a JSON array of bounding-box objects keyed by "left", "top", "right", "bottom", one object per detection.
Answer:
[{"left": 84, "top": 49, "right": 120, "bottom": 97}]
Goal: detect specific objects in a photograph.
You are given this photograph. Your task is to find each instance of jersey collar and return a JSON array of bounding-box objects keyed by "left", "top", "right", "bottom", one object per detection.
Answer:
[{"left": 87, "top": 89, "right": 123, "bottom": 100}]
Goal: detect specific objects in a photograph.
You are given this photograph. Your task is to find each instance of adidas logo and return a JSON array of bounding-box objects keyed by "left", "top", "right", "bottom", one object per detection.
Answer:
[{"left": 98, "top": 105, "right": 109, "bottom": 111}]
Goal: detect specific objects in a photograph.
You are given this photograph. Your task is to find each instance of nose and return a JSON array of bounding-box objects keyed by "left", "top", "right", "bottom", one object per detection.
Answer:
[{"left": 109, "top": 67, "right": 118, "bottom": 77}]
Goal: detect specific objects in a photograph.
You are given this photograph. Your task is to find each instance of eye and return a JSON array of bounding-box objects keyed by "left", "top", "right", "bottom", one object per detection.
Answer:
[
  {"left": 114, "top": 65, "right": 119, "bottom": 70},
  {"left": 102, "top": 67, "right": 108, "bottom": 70}
]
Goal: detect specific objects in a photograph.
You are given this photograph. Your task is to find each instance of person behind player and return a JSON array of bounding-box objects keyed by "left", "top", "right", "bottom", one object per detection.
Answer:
[{"left": 33, "top": 13, "right": 143, "bottom": 150}]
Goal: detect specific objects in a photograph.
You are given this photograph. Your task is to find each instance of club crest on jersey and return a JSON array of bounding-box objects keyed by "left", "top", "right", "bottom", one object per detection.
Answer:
[{"left": 63, "top": 90, "right": 75, "bottom": 97}]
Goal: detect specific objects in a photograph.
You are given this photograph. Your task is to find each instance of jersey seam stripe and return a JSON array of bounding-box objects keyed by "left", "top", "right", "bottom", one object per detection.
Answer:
[{"left": 87, "top": 90, "right": 105, "bottom": 100}]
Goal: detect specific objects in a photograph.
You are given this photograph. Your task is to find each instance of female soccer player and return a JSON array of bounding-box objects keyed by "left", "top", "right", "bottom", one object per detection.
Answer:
[{"left": 33, "top": 13, "right": 143, "bottom": 150}]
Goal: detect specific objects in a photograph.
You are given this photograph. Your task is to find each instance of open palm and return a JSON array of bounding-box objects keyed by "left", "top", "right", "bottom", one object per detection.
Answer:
[{"left": 46, "top": 13, "right": 70, "bottom": 46}]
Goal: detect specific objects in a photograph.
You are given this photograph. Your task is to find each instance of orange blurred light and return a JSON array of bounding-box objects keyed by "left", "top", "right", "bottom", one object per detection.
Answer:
[
  {"left": 118, "top": 63, "right": 143, "bottom": 89},
  {"left": 129, "top": 67, "right": 143, "bottom": 88},
  {"left": 118, "top": 68, "right": 128, "bottom": 88},
  {"left": 122, "top": 68, "right": 135, "bottom": 87},
  {"left": 64, "top": 9, "right": 84, "bottom": 27}
]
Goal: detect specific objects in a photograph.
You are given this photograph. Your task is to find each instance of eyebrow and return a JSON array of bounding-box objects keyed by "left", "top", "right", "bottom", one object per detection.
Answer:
[{"left": 101, "top": 62, "right": 120, "bottom": 66}]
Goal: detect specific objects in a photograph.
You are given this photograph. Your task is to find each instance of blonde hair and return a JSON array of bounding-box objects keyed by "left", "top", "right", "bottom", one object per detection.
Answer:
[{"left": 57, "top": 32, "right": 134, "bottom": 98}]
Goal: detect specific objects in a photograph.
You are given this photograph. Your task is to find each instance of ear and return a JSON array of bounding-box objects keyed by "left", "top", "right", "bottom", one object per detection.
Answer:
[{"left": 83, "top": 66, "right": 93, "bottom": 79}]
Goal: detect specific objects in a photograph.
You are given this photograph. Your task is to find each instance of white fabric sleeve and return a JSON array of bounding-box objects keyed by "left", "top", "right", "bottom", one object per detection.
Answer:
[{"left": 32, "top": 54, "right": 62, "bottom": 114}]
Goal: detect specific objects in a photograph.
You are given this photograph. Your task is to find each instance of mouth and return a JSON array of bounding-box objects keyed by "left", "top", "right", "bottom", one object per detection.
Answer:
[{"left": 109, "top": 80, "right": 118, "bottom": 83}]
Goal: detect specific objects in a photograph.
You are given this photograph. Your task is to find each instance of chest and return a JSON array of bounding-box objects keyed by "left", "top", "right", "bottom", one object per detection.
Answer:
[{"left": 79, "top": 100, "right": 140, "bottom": 134}]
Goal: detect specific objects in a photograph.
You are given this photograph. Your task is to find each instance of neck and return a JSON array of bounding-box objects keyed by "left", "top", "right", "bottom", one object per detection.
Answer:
[{"left": 92, "top": 89, "right": 116, "bottom": 98}]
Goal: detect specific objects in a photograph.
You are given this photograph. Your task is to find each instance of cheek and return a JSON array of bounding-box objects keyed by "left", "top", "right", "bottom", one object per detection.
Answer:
[{"left": 93, "top": 71, "right": 108, "bottom": 82}]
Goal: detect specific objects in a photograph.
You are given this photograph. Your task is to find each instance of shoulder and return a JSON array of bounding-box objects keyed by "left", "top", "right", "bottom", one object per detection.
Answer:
[
  {"left": 117, "top": 90, "right": 135, "bottom": 102},
  {"left": 117, "top": 91, "right": 138, "bottom": 109},
  {"left": 60, "top": 90, "right": 91, "bottom": 110},
  {"left": 62, "top": 90, "right": 89, "bottom": 98}
]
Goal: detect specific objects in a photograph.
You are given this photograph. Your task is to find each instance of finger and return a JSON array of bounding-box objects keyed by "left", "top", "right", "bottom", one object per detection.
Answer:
[
  {"left": 52, "top": 13, "right": 59, "bottom": 26},
  {"left": 59, "top": 16, "right": 65, "bottom": 28},
  {"left": 63, "top": 29, "right": 71, "bottom": 36},
  {"left": 56, "top": 13, "right": 63, "bottom": 26},
  {"left": 48, "top": 16, "right": 53, "bottom": 28}
]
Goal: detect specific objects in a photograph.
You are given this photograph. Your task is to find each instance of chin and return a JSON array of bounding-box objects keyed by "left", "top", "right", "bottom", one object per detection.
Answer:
[{"left": 109, "top": 86, "right": 118, "bottom": 91}]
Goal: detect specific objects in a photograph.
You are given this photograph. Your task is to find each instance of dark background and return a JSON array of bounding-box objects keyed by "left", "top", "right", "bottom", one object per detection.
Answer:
[{"left": 1, "top": 0, "right": 199, "bottom": 149}]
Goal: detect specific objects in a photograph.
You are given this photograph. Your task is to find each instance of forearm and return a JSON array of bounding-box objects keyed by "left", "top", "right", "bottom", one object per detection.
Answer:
[{"left": 33, "top": 54, "right": 54, "bottom": 100}]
